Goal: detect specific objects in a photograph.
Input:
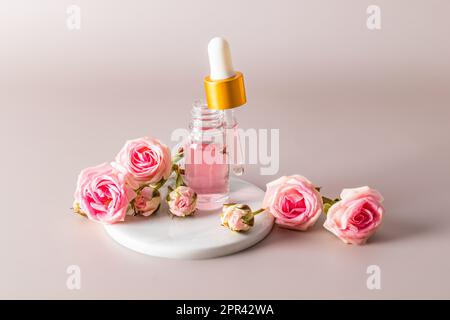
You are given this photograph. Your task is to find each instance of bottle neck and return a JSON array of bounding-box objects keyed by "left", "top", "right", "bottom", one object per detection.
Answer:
[{"left": 189, "top": 100, "right": 223, "bottom": 132}]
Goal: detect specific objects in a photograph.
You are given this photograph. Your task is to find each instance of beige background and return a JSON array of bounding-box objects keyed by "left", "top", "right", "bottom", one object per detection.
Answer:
[{"left": 1, "top": 0, "right": 450, "bottom": 299}]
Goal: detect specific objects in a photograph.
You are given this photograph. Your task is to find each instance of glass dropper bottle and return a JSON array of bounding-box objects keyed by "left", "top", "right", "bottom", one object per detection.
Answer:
[{"left": 184, "top": 37, "right": 247, "bottom": 210}]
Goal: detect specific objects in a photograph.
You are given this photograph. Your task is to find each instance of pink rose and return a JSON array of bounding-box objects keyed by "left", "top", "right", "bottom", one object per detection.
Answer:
[
  {"left": 323, "top": 186, "right": 384, "bottom": 245},
  {"left": 73, "top": 163, "right": 135, "bottom": 224},
  {"left": 133, "top": 187, "right": 161, "bottom": 217},
  {"left": 221, "top": 204, "right": 254, "bottom": 232},
  {"left": 262, "top": 175, "right": 323, "bottom": 231},
  {"left": 167, "top": 186, "right": 197, "bottom": 217},
  {"left": 115, "top": 137, "right": 172, "bottom": 188}
]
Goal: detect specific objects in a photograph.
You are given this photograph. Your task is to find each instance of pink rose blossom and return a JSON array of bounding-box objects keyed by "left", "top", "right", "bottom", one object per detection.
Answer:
[
  {"left": 133, "top": 187, "right": 161, "bottom": 216},
  {"left": 323, "top": 186, "right": 384, "bottom": 245},
  {"left": 115, "top": 137, "right": 172, "bottom": 188},
  {"left": 262, "top": 175, "right": 323, "bottom": 231},
  {"left": 167, "top": 186, "right": 197, "bottom": 217},
  {"left": 221, "top": 204, "right": 254, "bottom": 232},
  {"left": 73, "top": 163, "right": 135, "bottom": 224}
]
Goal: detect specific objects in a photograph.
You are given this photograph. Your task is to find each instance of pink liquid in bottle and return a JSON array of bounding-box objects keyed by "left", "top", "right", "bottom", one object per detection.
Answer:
[{"left": 185, "top": 142, "right": 229, "bottom": 210}]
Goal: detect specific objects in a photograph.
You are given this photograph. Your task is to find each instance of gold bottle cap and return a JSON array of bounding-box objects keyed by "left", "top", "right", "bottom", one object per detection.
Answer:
[{"left": 204, "top": 72, "right": 246, "bottom": 110}]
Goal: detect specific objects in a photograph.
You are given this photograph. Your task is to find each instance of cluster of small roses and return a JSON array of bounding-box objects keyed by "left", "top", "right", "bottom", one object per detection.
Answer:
[
  {"left": 73, "top": 137, "right": 197, "bottom": 224},
  {"left": 221, "top": 175, "right": 384, "bottom": 245}
]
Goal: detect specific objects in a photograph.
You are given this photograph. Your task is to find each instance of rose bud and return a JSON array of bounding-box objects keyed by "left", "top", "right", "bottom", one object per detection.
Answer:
[
  {"left": 262, "top": 175, "right": 323, "bottom": 231},
  {"left": 73, "top": 163, "right": 136, "bottom": 224},
  {"left": 72, "top": 201, "right": 85, "bottom": 217},
  {"left": 323, "top": 186, "right": 384, "bottom": 245},
  {"left": 167, "top": 186, "right": 197, "bottom": 217},
  {"left": 221, "top": 204, "right": 264, "bottom": 232},
  {"left": 132, "top": 187, "right": 161, "bottom": 217},
  {"left": 115, "top": 137, "right": 172, "bottom": 188}
]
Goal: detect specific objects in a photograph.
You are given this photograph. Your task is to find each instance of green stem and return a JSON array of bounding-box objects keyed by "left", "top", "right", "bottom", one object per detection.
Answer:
[
  {"left": 72, "top": 208, "right": 87, "bottom": 218},
  {"left": 252, "top": 208, "right": 266, "bottom": 216}
]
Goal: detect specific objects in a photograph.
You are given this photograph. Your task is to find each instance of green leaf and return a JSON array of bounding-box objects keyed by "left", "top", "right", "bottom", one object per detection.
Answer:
[
  {"left": 175, "top": 173, "right": 185, "bottom": 188},
  {"left": 242, "top": 212, "right": 254, "bottom": 225},
  {"left": 172, "top": 152, "right": 184, "bottom": 164},
  {"left": 151, "top": 179, "right": 167, "bottom": 190},
  {"left": 236, "top": 204, "right": 251, "bottom": 211},
  {"left": 152, "top": 188, "right": 160, "bottom": 198},
  {"left": 323, "top": 203, "right": 332, "bottom": 214},
  {"left": 322, "top": 196, "right": 340, "bottom": 205}
]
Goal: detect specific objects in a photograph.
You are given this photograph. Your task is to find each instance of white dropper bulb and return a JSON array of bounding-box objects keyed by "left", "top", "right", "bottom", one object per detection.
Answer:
[{"left": 208, "top": 37, "right": 236, "bottom": 80}]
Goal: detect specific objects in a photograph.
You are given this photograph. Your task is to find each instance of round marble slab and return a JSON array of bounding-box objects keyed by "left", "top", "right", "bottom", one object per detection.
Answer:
[{"left": 103, "top": 178, "right": 274, "bottom": 259}]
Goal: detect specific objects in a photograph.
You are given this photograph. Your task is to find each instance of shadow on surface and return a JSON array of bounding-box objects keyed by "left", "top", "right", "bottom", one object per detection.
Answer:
[{"left": 372, "top": 215, "right": 441, "bottom": 244}]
